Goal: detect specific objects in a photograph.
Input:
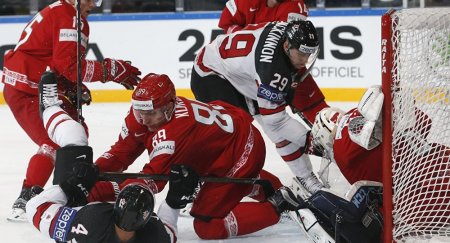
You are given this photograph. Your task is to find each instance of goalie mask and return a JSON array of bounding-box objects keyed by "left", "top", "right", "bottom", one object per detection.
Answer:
[
  {"left": 132, "top": 73, "right": 176, "bottom": 131},
  {"left": 113, "top": 184, "right": 155, "bottom": 231},
  {"left": 311, "top": 107, "right": 344, "bottom": 158}
]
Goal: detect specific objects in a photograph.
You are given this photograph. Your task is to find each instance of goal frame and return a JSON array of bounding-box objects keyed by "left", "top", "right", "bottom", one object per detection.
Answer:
[{"left": 381, "top": 8, "right": 395, "bottom": 243}]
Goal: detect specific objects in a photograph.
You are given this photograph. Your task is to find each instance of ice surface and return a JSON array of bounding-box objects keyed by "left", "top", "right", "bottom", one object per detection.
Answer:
[{"left": 0, "top": 102, "right": 355, "bottom": 242}]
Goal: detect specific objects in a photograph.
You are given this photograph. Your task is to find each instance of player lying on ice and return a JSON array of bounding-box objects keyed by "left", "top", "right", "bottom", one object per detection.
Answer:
[
  {"left": 25, "top": 70, "right": 175, "bottom": 242},
  {"left": 288, "top": 86, "right": 386, "bottom": 243},
  {"left": 35, "top": 70, "right": 304, "bottom": 240}
]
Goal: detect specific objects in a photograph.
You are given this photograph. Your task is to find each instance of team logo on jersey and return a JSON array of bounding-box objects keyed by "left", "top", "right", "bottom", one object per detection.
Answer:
[
  {"left": 151, "top": 140, "right": 175, "bottom": 158},
  {"left": 120, "top": 122, "right": 129, "bottom": 139},
  {"left": 52, "top": 207, "right": 77, "bottom": 242},
  {"left": 226, "top": 0, "right": 237, "bottom": 16},
  {"left": 257, "top": 84, "right": 286, "bottom": 104},
  {"left": 59, "top": 29, "right": 88, "bottom": 48}
]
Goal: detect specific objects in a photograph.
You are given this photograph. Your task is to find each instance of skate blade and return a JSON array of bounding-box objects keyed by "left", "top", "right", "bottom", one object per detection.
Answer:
[{"left": 7, "top": 208, "right": 28, "bottom": 222}]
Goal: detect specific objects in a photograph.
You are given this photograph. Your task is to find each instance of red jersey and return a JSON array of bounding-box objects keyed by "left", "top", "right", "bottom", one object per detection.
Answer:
[
  {"left": 333, "top": 108, "right": 382, "bottom": 184},
  {"left": 1, "top": 0, "right": 104, "bottom": 95},
  {"left": 141, "top": 97, "right": 262, "bottom": 191},
  {"left": 95, "top": 107, "right": 150, "bottom": 172},
  {"left": 219, "top": 0, "right": 308, "bottom": 34}
]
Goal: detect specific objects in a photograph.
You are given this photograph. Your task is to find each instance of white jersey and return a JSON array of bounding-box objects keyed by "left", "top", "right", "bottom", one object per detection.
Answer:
[{"left": 194, "top": 21, "right": 308, "bottom": 147}]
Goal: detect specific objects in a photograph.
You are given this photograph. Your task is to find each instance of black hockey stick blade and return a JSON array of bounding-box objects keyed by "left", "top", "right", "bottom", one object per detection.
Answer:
[{"left": 99, "top": 172, "right": 275, "bottom": 197}]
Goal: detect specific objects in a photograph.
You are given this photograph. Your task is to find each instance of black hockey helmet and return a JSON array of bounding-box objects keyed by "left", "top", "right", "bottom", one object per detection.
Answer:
[
  {"left": 113, "top": 184, "right": 155, "bottom": 231},
  {"left": 284, "top": 20, "right": 319, "bottom": 54}
]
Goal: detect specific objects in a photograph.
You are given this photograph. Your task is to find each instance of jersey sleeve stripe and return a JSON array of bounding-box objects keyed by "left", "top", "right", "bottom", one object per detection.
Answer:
[{"left": 196, "top": 48, "right": 213, "bottom": 73}]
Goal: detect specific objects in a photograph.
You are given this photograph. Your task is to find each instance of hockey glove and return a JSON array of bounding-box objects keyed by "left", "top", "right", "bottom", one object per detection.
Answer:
[
  {"left": 357, "top": 85, "right": 384, "bottom": 122},
  {"left": 102, "top": 58, "right": 141, "bottom": 90},
  {"left": 165, "top": 164, "right": 199, "bottom": 209},
  {"left": 59, "top": 162, "right": 99, "bottom": 207}
]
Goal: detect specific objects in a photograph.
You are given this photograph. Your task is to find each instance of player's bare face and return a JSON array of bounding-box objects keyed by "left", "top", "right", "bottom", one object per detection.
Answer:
[
  {"left": 137, "top": 103, "right": 173, "bottom": 132},
  {"left": 81, "top": 0, "right": 96, "bottom": 17},
  {"left": 70, "top": 0, "right": 96, "bottom": 18},
  {"left": 288, "top": 49, "right": 311, "bottom": 70}
]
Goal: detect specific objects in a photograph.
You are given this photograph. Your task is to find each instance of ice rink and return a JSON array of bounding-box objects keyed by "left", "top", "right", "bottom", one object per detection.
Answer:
[{"left": 0, "top": 101, "right": 355, "bottom": 242}]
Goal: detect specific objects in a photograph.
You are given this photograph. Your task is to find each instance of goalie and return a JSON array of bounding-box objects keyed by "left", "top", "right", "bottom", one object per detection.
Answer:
[
  {"left": 288, "top": 85, "right": 385, "bottom": 243},
  {"left": 293, "top": 85, "right": 450, "bottom": 242}
]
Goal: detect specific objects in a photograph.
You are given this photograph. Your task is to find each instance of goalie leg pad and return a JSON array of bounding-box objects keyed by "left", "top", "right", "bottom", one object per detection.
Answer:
[
  {"left": 53, "top": 146, "right": 93, "bottom": 185},
  {"left": 289, "top": 209, "right": 335, "bottom": 243},
  {"left": 306, "top": 185, "right": 383, "bottom": 243}
]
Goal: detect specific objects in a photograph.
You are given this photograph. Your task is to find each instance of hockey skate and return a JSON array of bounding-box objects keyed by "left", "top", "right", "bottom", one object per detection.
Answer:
[
  {"left": 7, "top": 186, "right": 43, "bottom": 222},
  {"left": 39, "top": 68, "right": 62, "bottom": 117},
  {"left": 292, "top": 172, "right": 324, "bottom": 200},
  {"left": 268, "top": 186, "right": 303, "bottom": 214}
]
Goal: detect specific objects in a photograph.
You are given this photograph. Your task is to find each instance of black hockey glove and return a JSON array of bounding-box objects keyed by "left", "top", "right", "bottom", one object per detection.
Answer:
[
  {"left": 59, "top": 162, "right": 99, "bottom": 207},
  {"left": 165, "top": 164, "right": 199, "bottom": 209}
]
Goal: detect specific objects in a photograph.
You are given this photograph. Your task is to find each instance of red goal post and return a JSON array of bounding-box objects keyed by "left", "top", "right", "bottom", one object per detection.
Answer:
[{"left": 382, "top": 8, "right": 450, "bottom": 243}]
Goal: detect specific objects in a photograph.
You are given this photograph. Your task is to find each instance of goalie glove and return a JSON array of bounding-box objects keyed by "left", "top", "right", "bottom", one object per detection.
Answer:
[
  {"left": 165, "top": 164, "right": 199, "bottom": 209},
  {"left": 102, "top": 58, "right": 141, "bottom": 90},
  {"left": 357, "top": 85, "right": 384, "bottom": 122}
]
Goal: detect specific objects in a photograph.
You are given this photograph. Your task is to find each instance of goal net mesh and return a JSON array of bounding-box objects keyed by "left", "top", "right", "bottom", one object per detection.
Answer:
[{"left": 387, "top": 8, "right": 450, "bottom": 242}]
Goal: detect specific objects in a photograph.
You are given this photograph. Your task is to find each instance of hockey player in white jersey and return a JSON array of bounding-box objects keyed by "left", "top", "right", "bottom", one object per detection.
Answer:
[{"left": 191, "top": 20, "right": 325, "bottom": 195}]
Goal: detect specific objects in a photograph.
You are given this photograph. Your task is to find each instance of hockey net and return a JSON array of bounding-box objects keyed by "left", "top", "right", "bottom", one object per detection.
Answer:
[{"left": 382, "top": 8, "right": 450, "bottom": 242}]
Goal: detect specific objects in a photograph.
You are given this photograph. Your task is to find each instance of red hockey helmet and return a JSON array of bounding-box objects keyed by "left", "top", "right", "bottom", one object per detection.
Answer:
[
  {"left": 132, "top": 73, "right": 176, "bottom": 111},
  {"left": 131, "top": 73, "right": 176, "bottom": 129}
]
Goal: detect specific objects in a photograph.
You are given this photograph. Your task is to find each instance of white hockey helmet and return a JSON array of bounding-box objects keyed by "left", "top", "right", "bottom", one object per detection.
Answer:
[{"left": 311, "top": 107, "right": 345, "bottom": 156}]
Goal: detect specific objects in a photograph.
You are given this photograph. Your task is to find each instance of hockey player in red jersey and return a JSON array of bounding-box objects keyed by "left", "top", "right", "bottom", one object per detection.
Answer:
[
  {"left": 191, "top": 20, "right": 328, "bottom": 196},
  {"left": 304, "top": 85, "right": 384, "bottom": 184},
  {"left": 2, "top": 0, "right": 141, "bottom": 221},
  {"left": 219, "top": 0, "right": 308, "bottom": 34},
  {"left": 94, "top": 73, "right": 303, "bottom": 240},
  {"left": 284, "top": 86, "right": 386, "bottom": 243}
]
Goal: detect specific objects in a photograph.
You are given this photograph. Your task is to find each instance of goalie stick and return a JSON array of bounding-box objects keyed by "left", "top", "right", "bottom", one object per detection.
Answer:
[{"left": 99, "top": 172, "right": 275, "bottom": 198}]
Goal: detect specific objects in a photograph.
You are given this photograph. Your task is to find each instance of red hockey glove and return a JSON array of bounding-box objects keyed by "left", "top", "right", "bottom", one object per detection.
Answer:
[{"left": 102, "top": 58, "right": 141, "bottom": 90}]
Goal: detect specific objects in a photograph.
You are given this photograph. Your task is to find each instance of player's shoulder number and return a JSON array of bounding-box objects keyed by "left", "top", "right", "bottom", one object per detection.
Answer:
[{"left": 71, "top": 223, "right": 88, "bottom": 236}]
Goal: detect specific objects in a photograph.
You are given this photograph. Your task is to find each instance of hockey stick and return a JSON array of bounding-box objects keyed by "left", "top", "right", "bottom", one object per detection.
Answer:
[
  {"left": 75, "top": 0, "right": 82, "bottom": 122},
  {"left": 98, "top": 172, "right": 275, "bottom": 197}
]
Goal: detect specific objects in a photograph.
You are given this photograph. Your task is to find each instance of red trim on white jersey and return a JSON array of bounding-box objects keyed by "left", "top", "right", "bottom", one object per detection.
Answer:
[
  {"left": 32, "top": 202, "right": 53, "bottom": 229},
  {"left": 196, "top": 48, "right": 213, "bottom": 73},
  {"left": 259, "top": 105, "right": 286, "bottom": 116}
]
